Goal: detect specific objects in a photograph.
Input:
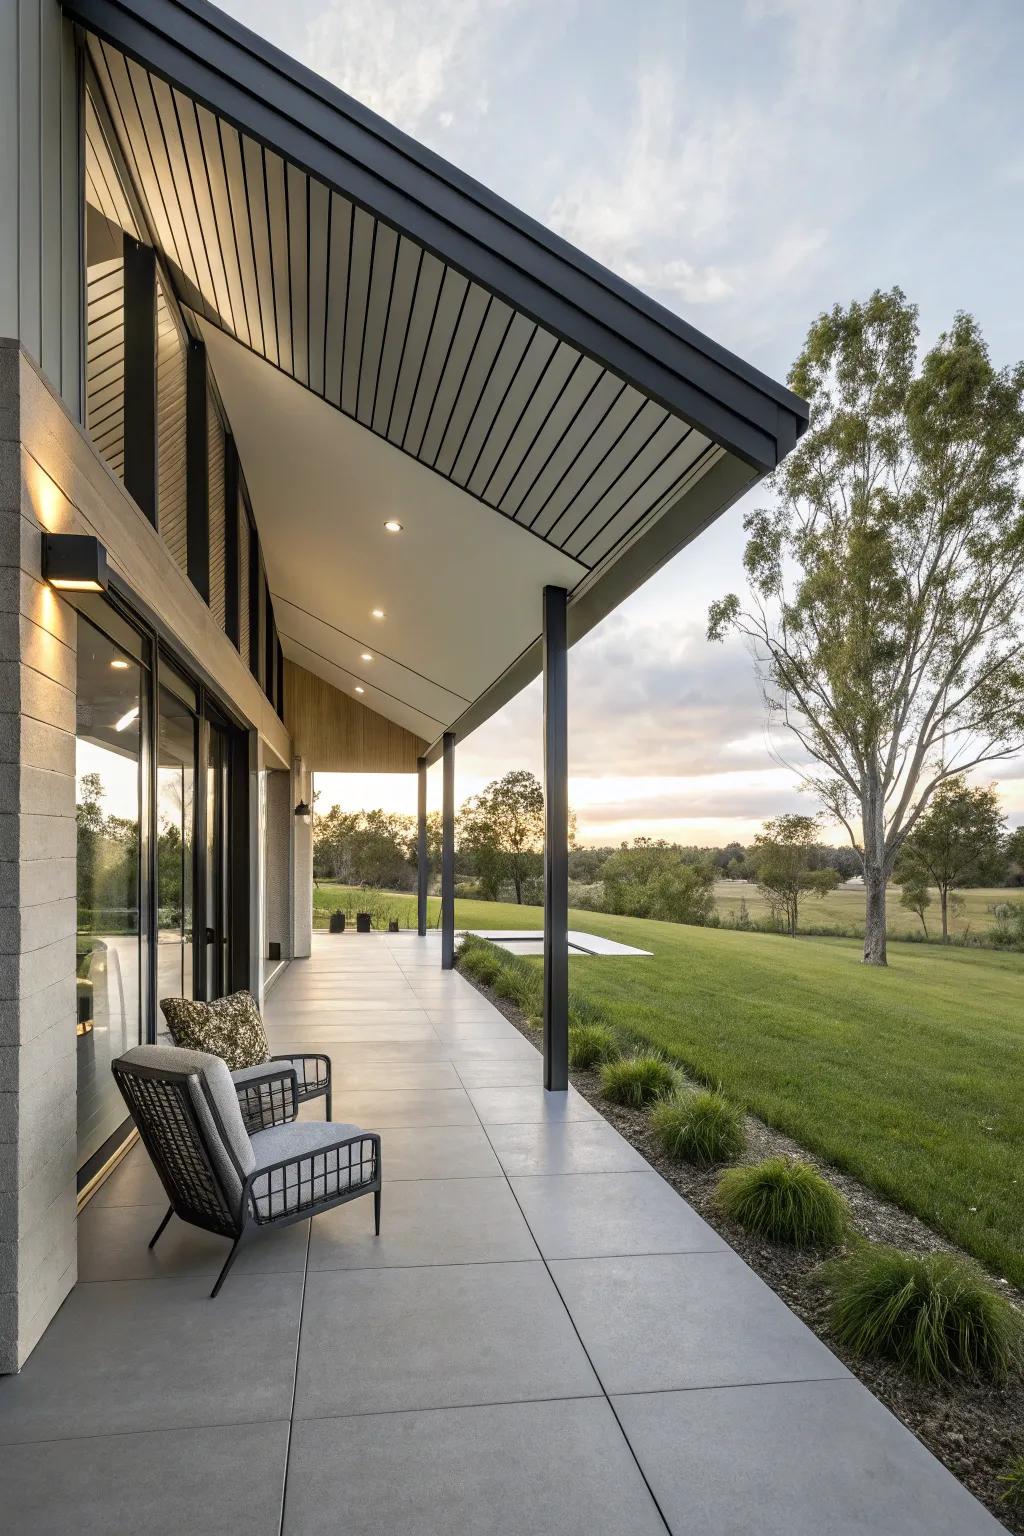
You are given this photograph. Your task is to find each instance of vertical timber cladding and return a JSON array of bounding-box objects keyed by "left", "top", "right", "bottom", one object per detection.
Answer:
[{"left": 282, "top": 660, "right": 426, "bottom": 771}]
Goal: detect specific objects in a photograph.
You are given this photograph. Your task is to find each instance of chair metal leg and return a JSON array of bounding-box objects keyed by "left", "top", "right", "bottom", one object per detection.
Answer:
[
  {"left": 374, "top": 1187, "right": 381, "bottom": 1236},
  {"left": 325, "top": 1085, "right": 332, "bottom": 1121},
  {"left": 148, "top": 1205, "right": 174, "bottom": 1250},
  {"left": 211, "top": 1231, "right": 247, "bottom": 1298}
]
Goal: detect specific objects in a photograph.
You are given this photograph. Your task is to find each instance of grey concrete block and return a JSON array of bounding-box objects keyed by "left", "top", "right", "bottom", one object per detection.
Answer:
[
  {"left": 18, "top": 812, "right": 76, "bottom": 863},
  {"left": 17, "top": 666, "right": 74, "bottom": 736},
  {"left": 20, "top": 895, "right": 76, "bottom": 956},
  {"left": 0, "top": 972, "right": 73, "bottom": 1045},
  {"left": 19, "top": 765, "right": 75, "bottom": 819},
  {"left": 17, "top": 855, "right": 73, "bottom": 907},
  {"left": 9, "top": 614, "right": 75, "bottom": 687},
  {"left": 18, "top": 570, "right": 78, "bottom": 647},
  {"left": 18, "top": 714, "right": 74, "bottom": 775},
  {"left": 18, "top": 933, "right": 75, "bottom": 997}
]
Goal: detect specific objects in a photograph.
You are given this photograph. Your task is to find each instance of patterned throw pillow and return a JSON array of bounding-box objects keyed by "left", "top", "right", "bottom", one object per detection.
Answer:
[{"left": 160, "top": 991, "right": 270, "bottom": 1071}]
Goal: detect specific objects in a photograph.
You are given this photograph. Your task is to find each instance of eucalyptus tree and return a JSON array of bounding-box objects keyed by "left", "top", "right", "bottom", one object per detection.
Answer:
[{"left": 709, "top": 289, "right": 1024, "bottom": 964}]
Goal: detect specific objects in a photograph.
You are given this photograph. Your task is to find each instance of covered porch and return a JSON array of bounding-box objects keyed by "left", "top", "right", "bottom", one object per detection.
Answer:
[{"left": 0, "top": 933, "right": 998, "bottom": 1534}]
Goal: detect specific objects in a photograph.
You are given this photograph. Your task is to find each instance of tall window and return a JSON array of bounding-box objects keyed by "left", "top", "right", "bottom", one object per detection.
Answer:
[
  {"left": 75, "top": 613, "right": 146, "bottom": 1169},
  {"left": 156, "top": 279, "right": 188, "bottom": 570},
  {"left": 84, "top": 88, "right": 138, "bottom": 480},
  {"left": 208, "top": 391, "right": 228, "bottom": 630}
]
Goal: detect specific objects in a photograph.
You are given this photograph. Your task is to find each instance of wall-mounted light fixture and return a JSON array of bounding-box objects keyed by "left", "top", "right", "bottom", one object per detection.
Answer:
[
  {"left": 42, "top": 533, "right": 109, "bottom": 593},
  {"left": 294, "top": 800, "right": 311, "bottom": 821}
]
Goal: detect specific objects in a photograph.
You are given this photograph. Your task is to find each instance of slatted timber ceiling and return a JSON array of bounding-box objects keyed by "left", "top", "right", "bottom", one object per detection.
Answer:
[{"left": 89, "top": 38, "right": 717, "bottom": 574}]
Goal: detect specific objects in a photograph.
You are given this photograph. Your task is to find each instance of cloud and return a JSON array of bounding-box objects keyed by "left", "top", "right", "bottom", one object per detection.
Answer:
[
  {"left": 458, "top": 609, "right": 826, "bottom": 785},
  {"left": 302, "top": 0, "right": 524, "bottom": 136},
  {"left": 541, "top": 0, "right": 980, "bottom": 345}
]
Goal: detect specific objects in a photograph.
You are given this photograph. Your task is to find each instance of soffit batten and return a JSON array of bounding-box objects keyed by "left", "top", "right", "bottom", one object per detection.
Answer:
[{"left": 69, "top": 0, "right": 807, "bottom": 473}]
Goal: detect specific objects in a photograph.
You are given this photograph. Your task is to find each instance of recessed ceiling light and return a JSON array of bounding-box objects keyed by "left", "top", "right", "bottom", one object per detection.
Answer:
[
  {"left": 371, "top": 608, "right": 385, "bottom": 620},
  {"left": 110, "top": 658, "right": 130, "bottom": 670},
  {"left": 384, "top": 520, "right": 403, "bottom": 533},
  {"left": 354, "top": 685, "right": 365, "bottom": 694},
  {"left": 361, "top": 652, "right": 372, "bottom": 662}
]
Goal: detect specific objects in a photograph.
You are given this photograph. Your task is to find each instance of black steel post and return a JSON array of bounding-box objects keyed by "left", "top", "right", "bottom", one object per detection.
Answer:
[
  {"left": 417, "top": 756, "right": 429, "bottom": 937},
  {"left": 441, "top": 732, "right": 455, "bottom": 969},
  {"left": 543, "top": 586, "right": 569, "bottom": 1091}
]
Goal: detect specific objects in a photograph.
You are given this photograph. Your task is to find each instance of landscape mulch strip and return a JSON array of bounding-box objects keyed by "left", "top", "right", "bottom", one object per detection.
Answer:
[{"left": 465, "top": 970, "right": 1024, "bottom": 1533}]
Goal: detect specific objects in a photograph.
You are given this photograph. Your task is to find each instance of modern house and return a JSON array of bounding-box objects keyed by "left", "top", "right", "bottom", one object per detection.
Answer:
[
  {"left": 1, "top": 8, "right": 1013, "bottom": 1533},
  {"left": 0, "top": 0, "right": 809, "bottom": 1373}
]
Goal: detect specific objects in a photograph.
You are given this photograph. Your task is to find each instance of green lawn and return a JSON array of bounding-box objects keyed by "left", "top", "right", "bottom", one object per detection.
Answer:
[{"left": 314, "top": 880, "right": 1024, "bottom": 1284}]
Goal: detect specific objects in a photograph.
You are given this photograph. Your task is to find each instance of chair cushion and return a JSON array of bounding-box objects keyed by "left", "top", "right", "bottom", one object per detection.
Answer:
[
  {"left": 160, "top": 991, "right": 270, "bottom": 1070},
  {"left": 248, "top": 1121, "right": 374, "bottom": 1219},
  {"left": 117, "top": 1044, "right": 255, "bottom": 1205}
]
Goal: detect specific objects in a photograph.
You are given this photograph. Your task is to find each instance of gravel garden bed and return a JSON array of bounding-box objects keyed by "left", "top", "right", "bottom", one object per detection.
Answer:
[{"left": 465, "top": 969, "right": 1024, "bottom": 1532}]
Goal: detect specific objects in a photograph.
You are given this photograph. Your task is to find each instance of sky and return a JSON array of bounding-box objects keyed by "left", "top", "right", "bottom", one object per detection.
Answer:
[{"left": 219, "top": 0, "right": 1024, "bottom": 845}]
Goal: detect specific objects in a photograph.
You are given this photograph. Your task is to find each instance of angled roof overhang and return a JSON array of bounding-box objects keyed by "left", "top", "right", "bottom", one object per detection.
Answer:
[{"left": 68, "top": 0, "right": 808, "bottom": 762}]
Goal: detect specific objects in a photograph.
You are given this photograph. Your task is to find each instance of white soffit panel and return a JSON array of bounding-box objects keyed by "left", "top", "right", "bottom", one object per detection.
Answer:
[{"left": 200, "top": 321, "right": 586, "bottom": 733}]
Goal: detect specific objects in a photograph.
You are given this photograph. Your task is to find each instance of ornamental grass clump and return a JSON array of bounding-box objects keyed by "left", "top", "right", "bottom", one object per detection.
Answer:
[
  {"left": 651, "top": 1089, "right": 746, "bottom": 1167},
  {"left": 568, "top": 1024, "right": 621, "bottom": 1070},
  {"left": 600, "top": 1053, "right": 676, "bottom": 1108},
  {"left": 716, "top": 1157, "right": 848, "bottom": 1247},
  {"left": 1000, "top": 1456, "right": 1024, "bottom": 1509},
  {"left": 826, "top": 1246, "right": 1024, "bottom": 1386},
  {"left": 491, "top": 959, "right": 541, "bottom": 1010},
  {"left": 457, "top": 938, "right": 504, "bottom": 986}
]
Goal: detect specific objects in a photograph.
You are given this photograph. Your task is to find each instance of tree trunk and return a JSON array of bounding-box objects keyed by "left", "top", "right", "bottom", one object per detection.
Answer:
[
  {"left": 861, "top": 771, "right": 888, "bottom": 965},
  {"left": 790, "top": 893, "right": 798, "bottom": 937},
  {"left": 863, "top": 868, "right": 887, "bottom": 964},
  {"left": 940, "top": 886, "right": 949, "bottom": 942}
]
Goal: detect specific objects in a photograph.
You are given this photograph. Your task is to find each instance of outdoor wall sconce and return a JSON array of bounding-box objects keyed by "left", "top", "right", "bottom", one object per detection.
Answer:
[
  {"left": 294, "top": 800, "right": 311, "bottom": 820},
  {"left": 42, "top": 533, "right": 109, "bottom": 593}
]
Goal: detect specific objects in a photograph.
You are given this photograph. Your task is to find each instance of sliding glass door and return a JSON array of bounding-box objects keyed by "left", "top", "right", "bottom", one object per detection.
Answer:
[
  {"left": 75, "top": 613, "right": 148, "bottom": 1170},
  {"left": 74, "top": 600, "right": 251, "bottom": 1182},
  {"left": 205, "top": 722, "right": 231, "bottom": 999},
  {"left": 156, "top": 671, "right": 198, "bottom": 1008}
]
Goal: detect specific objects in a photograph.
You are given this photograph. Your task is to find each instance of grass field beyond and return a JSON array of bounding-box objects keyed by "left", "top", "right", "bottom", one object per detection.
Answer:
[
  {"left": 711, "top": 880, "right": 1014, "bottom": 939},
  {"left": 313, "top": 877, "right": 1019, "bottom": 940},
  {"left": 313, "top": 881, "right": 1024, "bottom": 1285}
]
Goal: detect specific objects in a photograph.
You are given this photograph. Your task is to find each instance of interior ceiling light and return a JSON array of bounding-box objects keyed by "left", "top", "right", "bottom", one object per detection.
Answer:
[
  {"left": 110, "top": 658, "right": 130, "bottom": 670},
  {"left": 384, "top": 520, "right": 403, "bottom": 533},
  {"left": 355, "top": 685, "right": 365, "bottom": 694},
  {"left": 371, "top": 608, "right": 385, "bottom": 619},
  {"left": 114, "top": 706, "right": 139, "bottom": 733},
  {"left": 361, "top": 653, "right": 372, "bottom": 662}
]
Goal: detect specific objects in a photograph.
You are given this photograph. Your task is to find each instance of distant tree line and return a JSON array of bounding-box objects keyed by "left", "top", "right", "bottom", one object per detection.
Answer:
[{"left": 312, "top": 766, "right": 1024, "bottom": 929}]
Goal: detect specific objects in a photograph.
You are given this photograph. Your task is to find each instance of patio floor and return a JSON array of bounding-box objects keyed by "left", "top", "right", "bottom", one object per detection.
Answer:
[{"left": 0, "top": 933, "right": 1003, "bottom": 1534}]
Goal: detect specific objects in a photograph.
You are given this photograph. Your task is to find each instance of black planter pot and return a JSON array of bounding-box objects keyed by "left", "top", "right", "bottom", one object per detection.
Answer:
[
  {"left": 356, "top": 912, "right": 372, "bottom": 933},
  {"left": 388, "top": 919, "right": 400, "bottom": 933},
  {"left": 329, "top": 911, "right": 346, "bottom": 934}
]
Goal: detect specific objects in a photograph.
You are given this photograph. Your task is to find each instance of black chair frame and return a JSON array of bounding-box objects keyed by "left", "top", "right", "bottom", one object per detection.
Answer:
[
  {"left": 234, "top": 1052, "right": 332, "bottom": 1133},
  {"left": 113, "top": 1058, "right": 380, "bottom": 1297}
]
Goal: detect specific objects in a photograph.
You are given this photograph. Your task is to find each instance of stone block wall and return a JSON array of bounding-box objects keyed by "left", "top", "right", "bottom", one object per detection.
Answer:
[{"left": 0, "top": 343, "right": 78, "bottom": 1372}]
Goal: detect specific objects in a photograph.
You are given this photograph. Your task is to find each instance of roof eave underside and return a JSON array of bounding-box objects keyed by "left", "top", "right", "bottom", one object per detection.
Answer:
[{"left": 67, "top": 0, "right": 808, "bottom": 474}]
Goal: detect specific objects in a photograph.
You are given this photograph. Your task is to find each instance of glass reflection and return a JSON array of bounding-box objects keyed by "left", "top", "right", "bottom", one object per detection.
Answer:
[
  {"left": 76, "top": 617, "right": 143, "bottom": 1168},
  {"left": 157, "top": 686, "right": 196, "bottom": 1006}
]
